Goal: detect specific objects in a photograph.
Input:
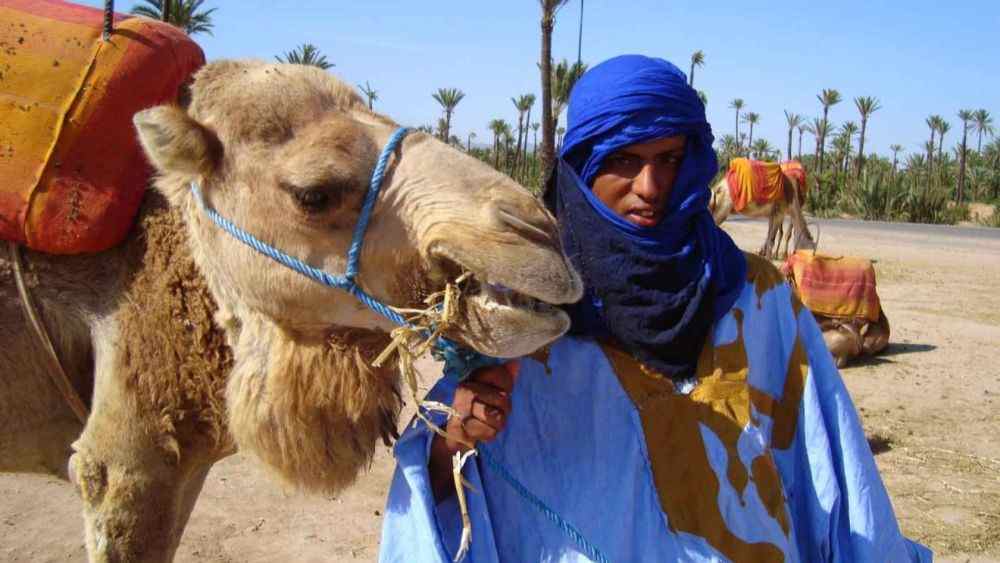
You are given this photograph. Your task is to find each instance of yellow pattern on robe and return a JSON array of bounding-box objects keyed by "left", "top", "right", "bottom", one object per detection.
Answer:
[{"left": 603, "top": 254, "right": 808, "bottom": 563}]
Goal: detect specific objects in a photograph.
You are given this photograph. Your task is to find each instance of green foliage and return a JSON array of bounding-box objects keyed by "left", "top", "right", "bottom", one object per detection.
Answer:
[
  {"left": 131, "top": 0, "right": 216, "bottom": 36},
  {"left": 276, "top": 44, "right": 333, "bottom": 69}
]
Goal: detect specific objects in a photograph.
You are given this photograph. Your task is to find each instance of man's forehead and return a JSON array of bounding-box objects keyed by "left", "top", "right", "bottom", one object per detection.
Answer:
[{"left": 615, "top": 136, "right": 687, "bottom": 155}]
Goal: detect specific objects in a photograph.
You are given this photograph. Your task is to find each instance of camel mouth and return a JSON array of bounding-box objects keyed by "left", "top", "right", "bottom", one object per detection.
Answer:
[{"left": 461, "top": 276, "right": 564, "bottom": 320}]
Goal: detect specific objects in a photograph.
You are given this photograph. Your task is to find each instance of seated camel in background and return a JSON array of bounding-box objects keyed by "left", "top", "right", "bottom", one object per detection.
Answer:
[
  {"left": 709, "top": 158, "right": 816, "bottom": 259},
  {"left": 0, "top": 61, "right": 582, "bottom": 562}
]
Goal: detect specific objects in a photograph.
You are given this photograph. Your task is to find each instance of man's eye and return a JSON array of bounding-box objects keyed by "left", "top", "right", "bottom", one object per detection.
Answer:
[
  {"left": 607, "top": 155, "right": 637, "bottom": 168},
  {"left": 659, "top": 154, "right": 683, "bottom": 166}
]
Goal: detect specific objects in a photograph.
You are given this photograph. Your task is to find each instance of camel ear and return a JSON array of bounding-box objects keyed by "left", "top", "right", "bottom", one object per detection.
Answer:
[{"left": 134, "top": 105, "right": 221, "bottom": 202}]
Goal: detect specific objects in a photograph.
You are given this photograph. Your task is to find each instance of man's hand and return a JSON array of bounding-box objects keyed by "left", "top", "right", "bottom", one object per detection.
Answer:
[
  {"left": 444, "top": 361, "right": 520, "bottom": 450},
  {"left": 429, "top": 361, "right": 520, "bottom": 500}
]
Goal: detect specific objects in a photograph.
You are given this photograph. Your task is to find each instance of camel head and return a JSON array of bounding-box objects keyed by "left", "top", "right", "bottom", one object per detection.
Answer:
[
  {"left": 134, "top": 60, "right": 581, "bottom": 358},
  {"left": 133, "top": 60, "right": 582, "bottom": 494}
]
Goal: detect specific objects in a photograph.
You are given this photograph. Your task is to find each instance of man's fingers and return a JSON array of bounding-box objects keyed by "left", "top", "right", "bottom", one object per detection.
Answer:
[
  {"left": 459, "top": 381, "right": 512, "bottom": 414},
  {"left": 471, "top": 399, "right": 506, "bottom": 429},
  {"left": 460, "top": 416, "right": 497, "bottom": 442}
]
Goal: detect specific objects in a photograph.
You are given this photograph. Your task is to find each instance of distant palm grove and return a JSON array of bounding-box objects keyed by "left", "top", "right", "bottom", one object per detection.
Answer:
[{"left": 143, "top": 0, "right": 999, "bottom": 227}]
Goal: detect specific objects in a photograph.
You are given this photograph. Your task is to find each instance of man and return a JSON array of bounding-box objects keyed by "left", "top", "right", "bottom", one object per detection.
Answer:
[{"left": 380, "top": 55, "right": 930, "bottom": 562}]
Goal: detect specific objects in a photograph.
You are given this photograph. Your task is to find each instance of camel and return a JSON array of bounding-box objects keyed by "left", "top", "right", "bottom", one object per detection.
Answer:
[
  {"left": 0, "top": 60, "right": 582, "bottom": 562},
  {"left": 708, "top": 161, "right": 816, "bottom": 259}
]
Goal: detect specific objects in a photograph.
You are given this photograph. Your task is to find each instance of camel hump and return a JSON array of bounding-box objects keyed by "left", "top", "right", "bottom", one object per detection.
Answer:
[{"left": 0, "top": 0, "right": 204, "bottom": 254}]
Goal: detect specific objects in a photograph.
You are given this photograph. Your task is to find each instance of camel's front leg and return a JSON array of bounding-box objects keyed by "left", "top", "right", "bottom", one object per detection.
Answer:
[
  {"left": 68, "top": 444, "right": 213, "bottom": 563},
  {"left": 760, "top": 206, "right": 782, "bottom": 259},
  {"left": 67, "top": 334, "right": 220, "bottom": 563}
]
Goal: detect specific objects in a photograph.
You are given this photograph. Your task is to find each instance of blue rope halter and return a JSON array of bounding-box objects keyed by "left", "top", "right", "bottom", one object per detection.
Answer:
[{"left": 190, "top": 126, "right": 500, "bottom": 379}]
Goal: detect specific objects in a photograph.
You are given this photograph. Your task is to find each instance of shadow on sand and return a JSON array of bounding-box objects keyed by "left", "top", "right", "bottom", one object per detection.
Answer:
[{"left": 845, "top": 342, "right": 937, "bottom": 368}]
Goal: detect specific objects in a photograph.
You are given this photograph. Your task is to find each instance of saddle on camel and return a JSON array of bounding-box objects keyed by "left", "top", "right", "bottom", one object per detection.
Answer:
[
  {"left": 782, "top": 250, "right": 891, "bottom": 367},
  {"left": 0, "top": 0, "right": 204, "bottom": 254}
]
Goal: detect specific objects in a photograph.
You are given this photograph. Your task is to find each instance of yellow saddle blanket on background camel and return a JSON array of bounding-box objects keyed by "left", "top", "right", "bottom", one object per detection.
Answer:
[
  {"left": 0, "top": 0, "right": 203, "bottom": 254},
  {"left": 725, "top": 157, "right": 784, "bottom": 213}
]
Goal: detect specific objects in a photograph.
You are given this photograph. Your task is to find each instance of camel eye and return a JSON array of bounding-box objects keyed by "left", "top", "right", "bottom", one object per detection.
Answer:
[{"left": 295, "top": 189, "right": 330, "bottom": 213}]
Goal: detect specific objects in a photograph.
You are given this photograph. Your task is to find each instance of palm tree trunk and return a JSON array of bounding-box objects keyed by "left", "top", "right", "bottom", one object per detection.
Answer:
[
  {"left": 818, "top": 108, "right": 829, "bottom": 173},
  {"left": 855, "top": 118, "right": 868, "bottom": 179},
  {"left": 689, "top": 63, "right": 695, "bottom": 87},
  {"left": 493, "top": 134, "right": 499, "bottom": 168},
  {"left": 786, "top": 127, "right": 793, "bottom": 161},
  {"left": 958, "top": 130, "right": 968, "bottom": 203},
  {"left": 797, "top": 129, "right": 803, "bottom": 160},
  {"left": 747, "top": 124, "right": 754, "bottom": 152},
  {"left": 540, "top": 10, "right": 556, "bottom": 177},
  {"left": 162, "top": 0, "right": 170, "bottom": 22},
  {"left": 521, "top": 107, "right": 532, "bottom": 178},
  {"left": 928, "top": 131, "right": 935, "bottom": 174},
  {"left": 734, "top": 109, "right": 740, "bottom": 151}
]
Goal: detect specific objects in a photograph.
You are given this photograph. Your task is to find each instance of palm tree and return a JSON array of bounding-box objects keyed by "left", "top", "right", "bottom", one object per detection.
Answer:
[
  {"left": 838, "top": 121, "right": 859, "bottom": 174},
  {"left": 936, "top": 119, "right": 951, "bottom": 165},
  {"left": 531, "top": 122, "right": 540, "bottom": 155},
  {"left": 797, "top": 123, "right": 809, "bottom": 160},
  {"left": 784, "top": 111, "right": 802, "bottom": 161},
  {"left": 751, "top": 138, "right": 773, "bottom": 160},
  {"left": 357, "top": 81, "right": 378, "bottom": 110},
  {"left": 276, "top": 44, "right": 334, "bottom": 69},
  {"left": 853, "top": 96, "right": 881, "bottom": 178},
  {"left": 539, "top": 0, "right": 572, "bottom": 175},
  {"left": 551, "top": 59, "right": 587, "bottom": 132},
  {"left": 467, "top": 131, "right": 476, "bottom": 152},
  {"left": 889, "top": 144, "right": 903, "bottom": 177},
  {"left": 511, "top": 94, "right": 536, "bottom": 178},
  {"left": 556, "top": 126, "right": 566, "bottom": 152},
  {"left": 957, "top": 109, "right": 974, "bottom": 203},
  {"left": 689, "top": 50, "right": 705, "bottom": 87},
  {"left": 432, "top": 87, "right": 465, "bottom": 143},
  {"left": 816, "top": 88, "right": 843, "bottom": 173},
  {"left": 729, "top": 99, "right": 745, "bottom": 150},
  {"left": 742, "top": 112, "right": 760, "bottom": 151},
  {"left": 489, "top": 119, "right": 507, "bottom": 168},
  {"left": 973, "top": 109, "right": 994, "bottom": 154},
  {"left": 926, "top": 115, "right": 940, "bottom": 172},
  {"left": 131, "top": 0, "right": 216, "bottom": 35},
  {"left": 809, "top": 117, "right": 828, "bottom": 167}
]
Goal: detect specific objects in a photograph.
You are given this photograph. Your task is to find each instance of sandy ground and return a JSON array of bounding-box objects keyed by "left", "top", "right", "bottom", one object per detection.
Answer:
[{"left": 2, "top": 218, "right": 999, "bottom": 562}]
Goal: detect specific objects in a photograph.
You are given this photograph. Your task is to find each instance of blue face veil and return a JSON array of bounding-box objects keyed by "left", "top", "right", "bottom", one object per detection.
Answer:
[{"left": 544, "top": 54, "right": 746, "bottom": 380}]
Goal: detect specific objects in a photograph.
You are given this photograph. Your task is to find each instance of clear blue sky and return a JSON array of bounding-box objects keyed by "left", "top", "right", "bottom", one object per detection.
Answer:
[{"left": 84, "top": 1, "right": 1000, "bottom": 158}]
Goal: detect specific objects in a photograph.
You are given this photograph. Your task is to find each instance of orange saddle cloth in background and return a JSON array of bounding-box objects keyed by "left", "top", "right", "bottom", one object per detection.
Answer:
[
  {"left": 0, "top": 0, "right": 204, "bottom": 254},
  {"left": 781, "top": 250, "right": 881, "bottom": 323},
  {"left": 725, "top": 157, "right": 784, "bottom": 213},
  {"left": 779, "top": 160, "right": 808, "bottom": 203}
]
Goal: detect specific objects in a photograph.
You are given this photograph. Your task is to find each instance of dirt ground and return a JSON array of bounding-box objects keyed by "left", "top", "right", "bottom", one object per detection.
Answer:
[{"left": 2, "top": 218, "right": 998, "bottom": 562}]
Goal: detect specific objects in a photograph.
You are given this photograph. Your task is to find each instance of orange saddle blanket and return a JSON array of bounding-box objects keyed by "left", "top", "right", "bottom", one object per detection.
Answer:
[
  {"left": 781, "top": 250, "right": 881, "bottom": 323},
  {"left": 725, "top": 157, "right": 784, "bottom": 213},
  {"left": 0, "top": 0, "right": 204, "bottom": 254},
  {"left": 779, "top": 160, "right": 808, "bottom": 203}
]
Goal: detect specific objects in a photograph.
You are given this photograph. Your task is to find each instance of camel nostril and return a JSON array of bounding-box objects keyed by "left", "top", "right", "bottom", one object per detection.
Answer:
[{"left": 493, "top": 205, "right": 556, "bottom": 245}]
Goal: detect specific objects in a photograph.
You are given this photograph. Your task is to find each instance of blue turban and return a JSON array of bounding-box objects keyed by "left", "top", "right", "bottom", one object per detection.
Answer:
[{"left": 546, "top": 55, "right": 746, "bottom": 380}]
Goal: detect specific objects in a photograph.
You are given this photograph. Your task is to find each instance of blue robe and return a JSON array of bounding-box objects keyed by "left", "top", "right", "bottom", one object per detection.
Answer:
[{"left": 380, "top": 257, "right": 931, "bottom": 562}]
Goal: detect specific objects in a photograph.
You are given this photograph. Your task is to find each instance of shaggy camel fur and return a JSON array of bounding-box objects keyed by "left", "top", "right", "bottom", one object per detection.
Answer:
[
  {"left": 0, "top": 61, "right": 582, "bottom": 562},
  {"left": 709, "top": 172, "right": 816, "bottom": 259}
]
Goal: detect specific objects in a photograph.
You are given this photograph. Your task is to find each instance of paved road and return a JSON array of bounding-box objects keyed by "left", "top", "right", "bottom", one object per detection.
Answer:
[{"left": 728, "top": 215, "right": 1000, "bottom": 244}]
